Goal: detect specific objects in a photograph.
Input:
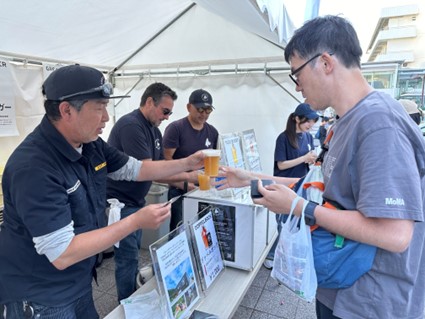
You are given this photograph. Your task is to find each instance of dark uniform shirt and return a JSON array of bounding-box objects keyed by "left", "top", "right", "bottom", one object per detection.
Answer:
[
  {"left": 162, "top": 117, "right": 218, "bottom": 159},
  {"left": 107, "top": 109, "right": 163, "bottom": 207},
  {"left": 274, "top": 132, "right": 314, "bottom": 178},
  {"left": 0, "top": 115, "right": 129, "bottom": 306}
]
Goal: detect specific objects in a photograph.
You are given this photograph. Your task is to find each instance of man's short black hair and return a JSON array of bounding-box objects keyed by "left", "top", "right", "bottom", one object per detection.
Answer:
[
  {"left": 140, "top": 82, "right": 177, "bottom": 107},
  {"left": 284, "top": 15, "right": 362, "bottom": 69}
]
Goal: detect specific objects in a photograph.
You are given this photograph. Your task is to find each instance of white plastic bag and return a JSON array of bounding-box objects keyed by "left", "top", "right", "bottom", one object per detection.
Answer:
[
  {"left": 271, "top": 197, "right": 317, "bottom": 302},
  {"left": 296, "top": 164, "right": 324, "bottom": 205}
]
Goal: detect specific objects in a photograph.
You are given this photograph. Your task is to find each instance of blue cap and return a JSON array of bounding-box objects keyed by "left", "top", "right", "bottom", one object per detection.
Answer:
[{"left": 294, "top": 103, "right": 319, "bottom": 120}]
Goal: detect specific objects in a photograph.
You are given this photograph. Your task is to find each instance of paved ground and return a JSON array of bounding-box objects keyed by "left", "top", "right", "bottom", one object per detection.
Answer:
[{"left": 93, "top": 249, "right": 317, "bottom": 319}]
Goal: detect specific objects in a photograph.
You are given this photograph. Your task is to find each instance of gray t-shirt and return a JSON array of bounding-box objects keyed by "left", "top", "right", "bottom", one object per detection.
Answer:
[{"left": 318, "top": 91, "right": 425, "bottom": 319}]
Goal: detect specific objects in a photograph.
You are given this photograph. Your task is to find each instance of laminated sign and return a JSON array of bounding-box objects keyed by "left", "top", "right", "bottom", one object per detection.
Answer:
[{"left": 0, "top": 60, "right": 18, "bottom": 137}]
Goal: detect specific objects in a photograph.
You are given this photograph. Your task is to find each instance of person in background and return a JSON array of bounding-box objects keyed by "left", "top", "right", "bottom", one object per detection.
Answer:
[
  {"left": 263, "top": 102, "right": 318, "bottom": 269},
  {"left": 399, "top": 98, "right": 422, "bottom": 125},
  {"left": 315, "top": 116, "right": 330, "bottom": 146},
  {"left": 216, "top": 15, "right": 425, "bottom": 319},
  {"left": 106, "top": 83, "right": 199, "bottom": 301},
  {"left": 0, "top": 65, "right": 204, "bottom": 319},
  {"left": 163, "top": 89, "right": 219, "bottom": 232}
]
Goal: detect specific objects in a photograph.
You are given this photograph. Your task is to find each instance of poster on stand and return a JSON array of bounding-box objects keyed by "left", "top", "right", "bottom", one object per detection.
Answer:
[
  {"left": 150, "top": 226, "right": 201, "bottom": 319},
  {"left": 219, "top": 133, "right": 245, "bottom": 170},
  {"left": 198, "top": 202, "right": 236, "bottom": 263},
  {"left": 241, "top": 129, "right": 262, "bottom": 173},
  {"left": 217, "top": 133, "right": 248, "bottom": 197},
  {"left": 190, "top": 209, "right": 224, "bottom": 290},
  {"left": 0, "top": 60, "right": 19, "bottom": 137}
]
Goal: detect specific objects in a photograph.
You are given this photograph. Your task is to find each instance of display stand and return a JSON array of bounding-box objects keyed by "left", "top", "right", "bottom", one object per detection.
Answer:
[
  {"left": 188, "top": 208, "right": 225, "bottom": 292},
  {"left": 240, "top": 129, "right": 262, "bottom": 173},
  {"left": 104, "top": 230, "right": 277, "bottom": 319},
  {"left": 217, "top": 133, "right": 247, "bottom": 198},
  {"left": 149, "top": 225, "right": 202, "bottom": 319},
  {"left": 183, "top": 189, "right": 274, "bottom": 271}
]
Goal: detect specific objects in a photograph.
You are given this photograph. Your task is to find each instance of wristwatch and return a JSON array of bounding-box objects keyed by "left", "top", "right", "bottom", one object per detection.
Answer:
[{"left": 304, "top": 201, "right": 318, "bottom": 226}]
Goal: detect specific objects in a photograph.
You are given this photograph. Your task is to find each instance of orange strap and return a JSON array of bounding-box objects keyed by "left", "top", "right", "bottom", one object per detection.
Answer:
[
  {"left": 303, "top": 181, "right": 325, "bottom": 191},
  {"left": 323, "top": 201, "right": 336, "bottom": 209}
]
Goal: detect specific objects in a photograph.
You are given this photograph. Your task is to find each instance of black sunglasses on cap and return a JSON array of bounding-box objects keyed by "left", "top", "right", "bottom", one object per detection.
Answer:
[{"left": 58, "top": 82, "right": 115, "bottom": 101}]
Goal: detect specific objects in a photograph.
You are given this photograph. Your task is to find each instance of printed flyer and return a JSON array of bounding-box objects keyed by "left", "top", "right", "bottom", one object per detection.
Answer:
[
  {"left": 156, "top": 231, "right": 200, "bottom": 319},
  {"left": 198, "top": 202, "right": 236, "bottom": 262},
  {"left": 241, "top": 129, "right": 262, "bottom": 173},
  {"left": 191, "top": 211, "right": 224, "bottom": 289}
]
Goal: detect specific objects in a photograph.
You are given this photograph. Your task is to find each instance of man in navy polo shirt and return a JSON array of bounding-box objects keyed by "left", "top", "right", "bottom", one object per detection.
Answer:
[
  {"left": 0, "top": 65, "right": 204, "bottom": 319},
  {"left": 107, "top": 83, "right": 199, "bottom": 301}
]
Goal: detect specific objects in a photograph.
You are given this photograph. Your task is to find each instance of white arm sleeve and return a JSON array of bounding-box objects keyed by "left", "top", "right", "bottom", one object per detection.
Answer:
[
  {"left": 33, "top": 221, "right": 75, "bottom": 262},
  {"left": 107, "top": 156, "right": 142, "bottom": 181}
]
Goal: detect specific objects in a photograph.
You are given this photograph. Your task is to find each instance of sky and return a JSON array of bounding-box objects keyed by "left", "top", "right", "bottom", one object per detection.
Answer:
[{"left": 318, "top": 0, "right": 414, "bottom": 58}]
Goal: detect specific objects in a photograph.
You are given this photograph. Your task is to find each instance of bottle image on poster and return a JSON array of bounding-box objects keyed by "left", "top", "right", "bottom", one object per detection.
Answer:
[
  {"left": 192, "top": 211, "right": 224, "bottom": 289},
  {"left": 198, "top": 202, "right": 236, "bottom": 262}
]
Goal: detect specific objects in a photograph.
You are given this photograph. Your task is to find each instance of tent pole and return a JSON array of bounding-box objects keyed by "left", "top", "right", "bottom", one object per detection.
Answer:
[
  {"left": 109, "top": 3, "right": 196, "bottom": 76},
  {"left": 266, "top": 72, "right": 301, "bottom": 103}
]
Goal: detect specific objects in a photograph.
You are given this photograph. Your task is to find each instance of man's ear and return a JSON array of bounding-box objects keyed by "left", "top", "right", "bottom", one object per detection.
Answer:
[
  {"left": 58, "top": 101, "right": 72, "bottom": 119},
  {"left": 322, "top": 52, "right": 334, "bottom": 74}
]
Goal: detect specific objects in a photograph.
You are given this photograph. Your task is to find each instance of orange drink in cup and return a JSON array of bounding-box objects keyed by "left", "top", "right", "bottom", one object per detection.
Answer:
[
  {"left": 198, "top": 173, "right": 211, "bottom": 191},
  {"left": 202, "top": 149, "right": 221, "bottom": 177}
]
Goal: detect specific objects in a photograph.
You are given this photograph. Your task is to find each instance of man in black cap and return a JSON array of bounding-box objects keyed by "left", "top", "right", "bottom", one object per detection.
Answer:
[
  {"left": 163, "top": 89, "right": 219, "bottom": 231},
  {"left": 0, "top": 65, "right": 204, "bottom": 318}
]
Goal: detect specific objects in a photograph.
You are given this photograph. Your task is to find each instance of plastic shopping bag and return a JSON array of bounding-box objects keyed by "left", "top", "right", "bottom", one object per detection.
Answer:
[
  {"left": 295, "top": 164, "right": 324, "bottom": 205},
  {"left": 271, "top": 197, "right": 317, "bottom": 302}
]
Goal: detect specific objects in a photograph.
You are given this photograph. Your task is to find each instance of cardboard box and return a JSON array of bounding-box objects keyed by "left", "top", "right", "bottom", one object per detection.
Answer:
[{"left": 183, "top": 189, "right": 275, "bottom": 271}]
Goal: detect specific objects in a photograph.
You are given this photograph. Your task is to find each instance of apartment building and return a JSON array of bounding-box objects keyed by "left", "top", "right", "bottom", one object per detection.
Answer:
[
  {"left": 365, "top": 3, "right": 424, "bottom": 108},
  {"left": 367, "top": 3, "right": 424, "bottom": 68}
]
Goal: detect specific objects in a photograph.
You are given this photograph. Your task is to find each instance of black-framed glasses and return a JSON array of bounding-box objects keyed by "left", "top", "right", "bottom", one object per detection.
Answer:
[
  {"left": 196, "top": 107, "right": 213, "bottom": 114},
  {"left": 58, "top": 82, "right": 114, "bottom": 101},
  {"left": 289, "top": 53, "right": 322, "bottom": 86}
]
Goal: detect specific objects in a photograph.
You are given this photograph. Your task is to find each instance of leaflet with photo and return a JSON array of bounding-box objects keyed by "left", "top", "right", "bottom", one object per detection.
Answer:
[
  {"left": 150, "top": 226, "right": 201, "bottom": 319},
  {"left": 190, "top": 209, "right": 224, "bottom": 290}
]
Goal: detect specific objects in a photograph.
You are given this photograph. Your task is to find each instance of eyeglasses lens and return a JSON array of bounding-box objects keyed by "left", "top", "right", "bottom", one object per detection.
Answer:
[{"left": 197, "top": 107, "right": 212, "bottom": 114}]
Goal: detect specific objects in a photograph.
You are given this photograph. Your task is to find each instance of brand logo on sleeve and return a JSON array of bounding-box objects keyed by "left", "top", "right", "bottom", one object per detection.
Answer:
[
  {"left": 385, "top": 198, "right": 405, "bottom": 206},
  {"left": 67, "top": 180, "right": 81, "bottom": 194}
]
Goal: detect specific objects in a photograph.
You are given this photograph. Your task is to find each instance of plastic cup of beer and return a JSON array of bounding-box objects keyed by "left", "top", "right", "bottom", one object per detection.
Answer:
[
  {"left": 198, "top": 173, "right": 211, "bottom": 191},
  {"left": 202, "top": 149, "right": 221, "bottom": 177}
]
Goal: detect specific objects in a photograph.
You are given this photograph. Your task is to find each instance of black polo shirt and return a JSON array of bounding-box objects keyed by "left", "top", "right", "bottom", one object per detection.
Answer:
[
  {"left": 107, "top": 109, "right": 164, "bottom": 207},
  {"left": 0, "top": 115, "right": 129, "bottom": 306}
]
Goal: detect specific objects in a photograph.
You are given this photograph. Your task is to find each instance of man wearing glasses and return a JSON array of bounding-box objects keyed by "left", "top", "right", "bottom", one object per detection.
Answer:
[
  {"left": 0, "top": 67, "right": 204, "bottom": 318},
  {"left": 163, "top": 89, "right": 219, "bottom": 231},
  {"left": 106, "top": 83, "right": 199, "bottom": 301},
  {"left": 218, "top": 15, "right": 425, "bottom": 319}
]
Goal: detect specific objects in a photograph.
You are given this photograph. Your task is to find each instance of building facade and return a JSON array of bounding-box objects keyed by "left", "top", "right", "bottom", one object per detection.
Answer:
[{"left": 365, "top": 3, "right": 424, "bottom": 108}]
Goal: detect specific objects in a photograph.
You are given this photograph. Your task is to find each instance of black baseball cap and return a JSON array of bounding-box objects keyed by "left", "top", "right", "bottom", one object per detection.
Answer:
[
  {"left": 294, "top": 103, "right": 319, "bottom": 120},
  {"left": 188, "top": 89, "right": 214, "bottom": 108},
  {"left": 42, "top": 65, "right": 130, "bottom": 101}
]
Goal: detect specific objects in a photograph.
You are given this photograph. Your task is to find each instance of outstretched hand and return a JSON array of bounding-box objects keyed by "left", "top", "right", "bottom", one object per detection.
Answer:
[{"left": 212, "top": 166, "right": 253, "bottom": 189}]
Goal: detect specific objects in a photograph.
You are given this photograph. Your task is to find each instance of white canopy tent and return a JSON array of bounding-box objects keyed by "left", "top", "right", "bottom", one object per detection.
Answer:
[{"left": 0, "top": 0, "right": 308, "bottom": 174}]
